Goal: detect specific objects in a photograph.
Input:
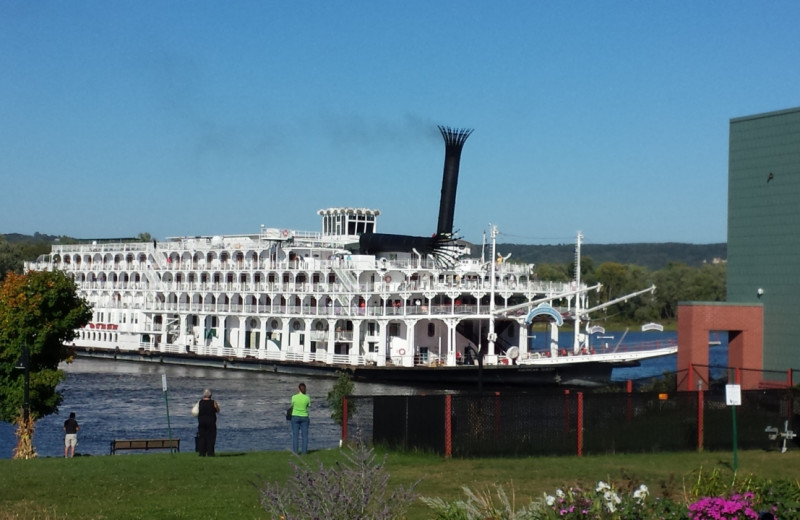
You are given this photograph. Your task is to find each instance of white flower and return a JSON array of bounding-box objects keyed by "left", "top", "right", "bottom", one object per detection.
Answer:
[
  {"left": 595, "top": 481, "right": 610, "bottom": 492},
  {"left": 633, "top": 484, "right": 649, "bottom": 502},
  {"left": 545, "top": 495, "right": 556, "bottom": 506},
  {"left": 555, "top": 488, "right": 565, "bottom": 498}
]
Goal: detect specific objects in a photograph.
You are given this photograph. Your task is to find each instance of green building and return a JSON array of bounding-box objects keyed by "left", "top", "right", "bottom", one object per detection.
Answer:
[{"left": 727, "top": 106, "right": 800, "bottom": 373}]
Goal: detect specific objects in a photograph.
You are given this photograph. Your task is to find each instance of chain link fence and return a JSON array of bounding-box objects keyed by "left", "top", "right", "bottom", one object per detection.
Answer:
[{"left": 344, "top": 385, "right": 799, "bottom": 457}]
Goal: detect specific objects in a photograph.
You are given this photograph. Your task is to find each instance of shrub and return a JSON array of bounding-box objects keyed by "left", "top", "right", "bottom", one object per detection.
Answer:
[
  {"left": 327, "top": 370, "right": 355, "bottom": 425},
  {"left": 420, "top": 484, "right": 539, "bottom": 520},
  {"left": 253, "top": 443, "right": 417, "bottom": 520}
]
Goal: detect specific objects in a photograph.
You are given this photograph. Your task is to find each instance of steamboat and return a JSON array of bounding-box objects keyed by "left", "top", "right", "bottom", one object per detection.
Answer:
[{"left": 25, "top": 127, "right": 675, "bottom": 387}]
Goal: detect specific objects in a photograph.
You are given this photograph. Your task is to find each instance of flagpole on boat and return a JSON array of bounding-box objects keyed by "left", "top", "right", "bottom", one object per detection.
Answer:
[
  {"left": 487, "top": 225, "right": 498, "bottom": 362},
  {"left": 573, "top": 232, "right": 583, "bottom": 355}
]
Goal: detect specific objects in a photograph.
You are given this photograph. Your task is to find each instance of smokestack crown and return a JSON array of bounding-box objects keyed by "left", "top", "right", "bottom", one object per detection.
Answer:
[{"left": 436, "top": 126, "right": 473, "bottom": 236}]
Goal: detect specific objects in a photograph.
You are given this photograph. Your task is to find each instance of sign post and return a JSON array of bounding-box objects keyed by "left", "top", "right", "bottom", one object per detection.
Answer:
[
  {"left": 725, "top": 379, "right": 741, "bottom": 471},
  {"left": 162, "top": 374, "right": 175, "bottom": 454}
]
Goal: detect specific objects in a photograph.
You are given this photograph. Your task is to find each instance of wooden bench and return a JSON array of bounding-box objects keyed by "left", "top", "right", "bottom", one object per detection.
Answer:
[{"left": 110, "top": 438, "right": 180, "bottom": 455}]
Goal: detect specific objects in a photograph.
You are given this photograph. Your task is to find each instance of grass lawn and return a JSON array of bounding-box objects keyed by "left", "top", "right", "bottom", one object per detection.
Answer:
[{"left": 1, "top": 448, "right": 798, "bottom": 519}]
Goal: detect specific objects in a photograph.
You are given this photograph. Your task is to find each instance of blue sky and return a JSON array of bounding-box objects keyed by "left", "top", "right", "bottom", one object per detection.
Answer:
[{"left": 2, "top": 1, "right": 798, "bottom": 245}]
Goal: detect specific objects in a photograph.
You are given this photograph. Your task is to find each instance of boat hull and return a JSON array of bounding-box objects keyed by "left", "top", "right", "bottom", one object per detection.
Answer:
[
  {"left": 351, "top": 363, "right": 613, "bottom": 387},
  {"left": 74, "top": 347, "right": 614, "bottom": 388}
]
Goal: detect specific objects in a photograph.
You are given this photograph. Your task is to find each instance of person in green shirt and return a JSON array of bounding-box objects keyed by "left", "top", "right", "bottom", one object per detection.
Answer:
[{"left": 290, "top": 382, "right": 311, "bottom": 454}]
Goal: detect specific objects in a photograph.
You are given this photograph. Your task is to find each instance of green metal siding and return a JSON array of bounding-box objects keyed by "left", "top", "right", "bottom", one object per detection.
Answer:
[{"left": 727, "top": 107, "right": 800, "bottom": 372}]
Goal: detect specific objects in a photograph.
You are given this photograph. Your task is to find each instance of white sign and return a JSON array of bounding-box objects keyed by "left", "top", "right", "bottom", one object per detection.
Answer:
[
  {"left": 162, "top": 374, "right": 168, "bottom": 392},
  {"left": 725, "top": 384, "right": 741, "bottom": 406}
]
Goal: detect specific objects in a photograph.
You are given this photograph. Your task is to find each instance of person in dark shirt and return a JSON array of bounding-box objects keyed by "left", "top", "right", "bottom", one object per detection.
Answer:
[
  {"left": 63, "top": 412, "right": 79, "bottom": 458},
  {"left": 196, "top": 389, "right": 220, "bottom": 456}
]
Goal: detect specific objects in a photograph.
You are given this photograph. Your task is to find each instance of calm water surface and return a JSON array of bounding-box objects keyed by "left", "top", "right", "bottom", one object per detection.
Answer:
[{"left": 0, "top": 358, "right": 421, "bottom": 459}]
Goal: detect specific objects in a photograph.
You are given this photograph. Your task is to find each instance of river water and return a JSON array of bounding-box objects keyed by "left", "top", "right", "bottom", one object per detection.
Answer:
[
  {"left": 0, "top": 358, "right": 422, "bottom": 459},
  {"left": 1, "top": 331, "right": 729, "bottom": 459}
]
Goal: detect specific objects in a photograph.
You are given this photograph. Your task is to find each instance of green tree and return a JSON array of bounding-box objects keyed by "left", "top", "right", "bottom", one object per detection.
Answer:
[
  {"left": 534, "top": 262, "right": 570, "bottom": 282},
  {"left": 652, "top": 262, "right": 694, "bottom": 320},
  {"left": 615, "top": 264, "right": 660, "bottom": 323},
  {"left": 326, "top": 370, "right": 355, "bottom": 426},
  {"left": 593, "top": 262, "right": 629, "bottom": 303},
  {"left": 688, "top": 262, "right": 726, "bottom": 302},
  {"left": 568, "top": 255, "right": 595, "bottom": 282},
  {"left": 0, "top": 270, "right": 92, "bottom": 457},
  {"left": 0, "top": 236, "right": 24, "bottom": 281},
  {"left": 0, "top": 235, "right": 61, "bottom": 282}
]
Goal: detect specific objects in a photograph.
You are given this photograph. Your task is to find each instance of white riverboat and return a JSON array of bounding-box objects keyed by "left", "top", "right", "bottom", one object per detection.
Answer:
[{"left": 24, "top": 127, "right": 676, "bottom": 387}]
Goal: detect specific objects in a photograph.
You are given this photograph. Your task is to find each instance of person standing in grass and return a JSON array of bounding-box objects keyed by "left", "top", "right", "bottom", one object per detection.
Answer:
[
  {"left": 63, "top": 412, "right": 79, "bottom": 458},
  {"left": 197, "top": 389, "right": 220, "bottom": 456},
  {"left": 290, "top": 383, "right": 310, "bottom": 454}
]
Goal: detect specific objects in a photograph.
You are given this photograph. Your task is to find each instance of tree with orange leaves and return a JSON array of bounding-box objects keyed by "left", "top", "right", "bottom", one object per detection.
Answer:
[{"left": 0, "top": 270, "right": 92, "bottom": 458}]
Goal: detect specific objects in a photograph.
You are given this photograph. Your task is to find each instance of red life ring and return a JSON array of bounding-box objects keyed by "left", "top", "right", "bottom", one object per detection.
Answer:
[
  {"left": 384, "top": 275, "right": 392, "bottom": 283},
  {"left": 281, "top": 229, "right": 289, "bottom": 237},
  {"left": 398, "top": 348, "right": 406, "bottom": 356}
]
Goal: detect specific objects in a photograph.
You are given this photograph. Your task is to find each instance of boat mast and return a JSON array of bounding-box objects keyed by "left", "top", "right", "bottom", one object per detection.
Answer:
[
  {"left": 573, "top": 232, "right": 582, "bottom": 354},
  {"left": 487, "top": 225, "right": 498, "bottom": 360}
]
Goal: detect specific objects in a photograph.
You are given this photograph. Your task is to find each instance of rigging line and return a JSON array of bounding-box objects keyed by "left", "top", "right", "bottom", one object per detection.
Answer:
[
  {"left": 496, "top": 231, "right": 608, "bottom": 246},
  {"left": 496, "top": 231, "right": 578, "bottom": 242}
]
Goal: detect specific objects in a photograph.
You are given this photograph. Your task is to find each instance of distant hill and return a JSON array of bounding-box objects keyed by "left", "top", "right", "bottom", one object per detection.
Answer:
[
  {"left": 2, "top": 232, "right": 63, "bottom": 244},
  {"left": 493, "top": 242, "right": 726, "bottom": 271},
  {"left": 3, "top": 232, "right": 725, "bottom": 271}
]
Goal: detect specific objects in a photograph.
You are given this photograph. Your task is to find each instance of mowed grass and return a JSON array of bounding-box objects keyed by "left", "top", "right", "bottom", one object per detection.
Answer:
[{"left": 2, "top": 448, "right": 799, "bottom": 519}]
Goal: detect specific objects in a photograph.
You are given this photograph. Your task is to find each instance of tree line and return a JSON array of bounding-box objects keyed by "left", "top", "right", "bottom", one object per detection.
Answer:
[
  {"left": 534, "top": 256, "right": 726, "bottom": 325},
  {"left": 496, "top": 241, "right": 726, "bottom": 271}
]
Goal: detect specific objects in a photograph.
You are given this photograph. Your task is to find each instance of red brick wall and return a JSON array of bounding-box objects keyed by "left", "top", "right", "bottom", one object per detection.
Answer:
[{"left": 677, "top": 304, "right": 763, "bottom": 390}]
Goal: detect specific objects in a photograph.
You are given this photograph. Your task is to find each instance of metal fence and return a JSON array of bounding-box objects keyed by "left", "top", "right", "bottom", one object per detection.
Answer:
[{"left": 343, "top": 387, "right": 799, "bottom": 457}]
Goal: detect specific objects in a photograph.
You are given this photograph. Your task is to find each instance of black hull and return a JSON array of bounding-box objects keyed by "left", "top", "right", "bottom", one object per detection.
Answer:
[
  {"left": 351, "top": 363, "right": 613, "bottom": 388},
  {"left": 73, "top": 347, "right": 614, "bottom": 388}
]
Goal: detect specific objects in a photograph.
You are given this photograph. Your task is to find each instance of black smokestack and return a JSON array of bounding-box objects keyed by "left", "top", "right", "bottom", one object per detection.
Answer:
[
  {"left": 436, "top": 126, "right": 473, "bottom": 236},
  {"left": 355, "top": 124, "right": 472, "bottom": 268}
]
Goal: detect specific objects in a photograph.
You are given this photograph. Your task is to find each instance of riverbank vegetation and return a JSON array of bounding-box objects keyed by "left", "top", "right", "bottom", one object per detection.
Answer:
[
  {"left": 532, "top": 257, "right": 726, "bottom": 327},
  {"left": 1, "top": 447, "right": 797, "bottom": 519}
]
